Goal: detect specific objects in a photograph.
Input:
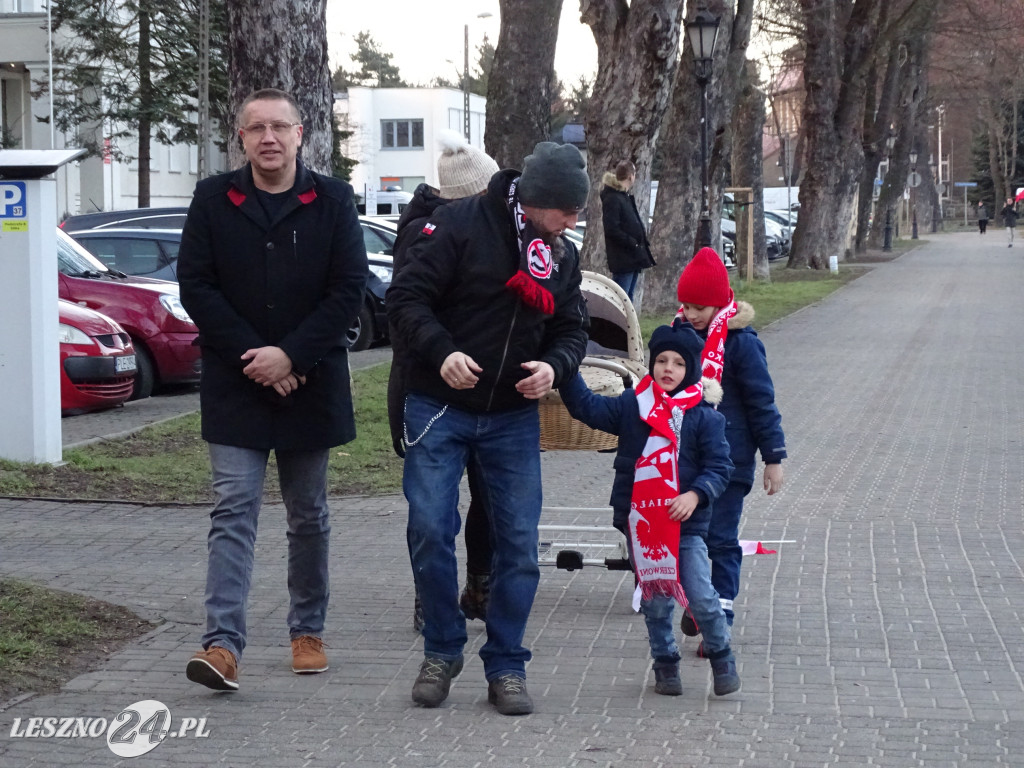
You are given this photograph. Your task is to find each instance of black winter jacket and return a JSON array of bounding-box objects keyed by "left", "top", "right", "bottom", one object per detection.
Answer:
[
  {"left": 559, "top": 373, "right": 733, "bottom": 536},
  {"left": 600, "top": 172, "right": 655, "bottom": 274},
  {"left": 178, "top": 160, "right": 368, "bottom": 450},
  {"left": 386, "top": 169, "right": 589, "bottom": 413}
]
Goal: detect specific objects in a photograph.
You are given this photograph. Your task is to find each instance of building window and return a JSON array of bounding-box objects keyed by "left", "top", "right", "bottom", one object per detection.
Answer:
[{"left": 381, "top": 119, "right": 423, "bottom": 150}]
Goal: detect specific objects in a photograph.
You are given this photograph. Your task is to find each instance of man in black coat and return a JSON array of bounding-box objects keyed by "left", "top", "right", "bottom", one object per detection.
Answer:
[
  {"left": 387, "top": 142, "right": 590, "bottom": 715},
  {"left": 601, "top": 160, "right": 655, "bottom": 301},
  {"left": 178, "top": 88, "right": 368, "bottom": 691}
]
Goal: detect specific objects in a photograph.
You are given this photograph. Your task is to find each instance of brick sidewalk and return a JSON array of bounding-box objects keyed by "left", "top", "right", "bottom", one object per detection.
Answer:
[{"left": 4, "top": 232, "right": 1024, "bottom": 765}]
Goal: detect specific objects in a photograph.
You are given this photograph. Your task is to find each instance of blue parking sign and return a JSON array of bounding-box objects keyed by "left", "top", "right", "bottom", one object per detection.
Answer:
[{"left": 0, "top": 182, "right": 27, "bottom": 218}]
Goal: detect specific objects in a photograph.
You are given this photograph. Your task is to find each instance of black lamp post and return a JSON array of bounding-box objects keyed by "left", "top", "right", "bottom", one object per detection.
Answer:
[
  {"left": 686, "top": 7, "right": 721, "bottom": 252},
  {"left": 929, "top": 157, "right": 939, "bottom": 233},
  {"left": 883, "top": 132, "right": 897, "bottom": 251},
  {"left": 909, "top": 146, "right": 919, "bottom": 240}
]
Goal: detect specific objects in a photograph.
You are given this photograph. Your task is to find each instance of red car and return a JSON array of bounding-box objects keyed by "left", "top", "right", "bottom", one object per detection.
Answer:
[
  {"left": 56, "top": 228, "right": 201, "bottom": 400},
  {"left": 59, "top": 299, "right": 137, "bottom": 414}
]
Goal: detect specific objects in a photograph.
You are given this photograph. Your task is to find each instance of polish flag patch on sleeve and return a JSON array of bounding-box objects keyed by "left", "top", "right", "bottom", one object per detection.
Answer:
[{"left": 422, "top": 223, "right": 437, "bottom": 235}]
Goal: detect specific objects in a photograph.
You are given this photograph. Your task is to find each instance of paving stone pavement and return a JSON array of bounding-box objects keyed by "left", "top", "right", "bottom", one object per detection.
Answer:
[{"left": 3, "top": 232, "right": 1024, "bottom": 766}]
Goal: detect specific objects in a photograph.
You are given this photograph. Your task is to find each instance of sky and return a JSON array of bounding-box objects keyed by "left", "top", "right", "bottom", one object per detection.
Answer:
[{"left": 325, "top": 1, "right": 599, "bottom": 88}]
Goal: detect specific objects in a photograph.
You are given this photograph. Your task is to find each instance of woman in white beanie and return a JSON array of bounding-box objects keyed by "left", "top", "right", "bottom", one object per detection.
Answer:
[{"left": 387, "top": 129, "right": 500, "bottom": 631}]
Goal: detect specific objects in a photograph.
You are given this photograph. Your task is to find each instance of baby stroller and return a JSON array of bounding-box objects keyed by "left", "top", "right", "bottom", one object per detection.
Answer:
[{"left": 538, "top": 271, "right": 647, "bottom": 571}]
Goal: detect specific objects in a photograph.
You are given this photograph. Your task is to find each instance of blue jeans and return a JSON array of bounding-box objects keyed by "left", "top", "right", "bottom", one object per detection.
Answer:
[
  {"left": 202, "top": 443, "right": 331, "bottom": 659},
  {"left": 611, "top": 271, "right": 639, "bottom": 301},
  {"left": 639, "top": 535, "right": 731, "bottom": 660},
  {"left": 705, "top": 481, "right": 750, "bottom": 625},
  {"left": 403, "top": 393, "right": 542, "bottom": 680}
]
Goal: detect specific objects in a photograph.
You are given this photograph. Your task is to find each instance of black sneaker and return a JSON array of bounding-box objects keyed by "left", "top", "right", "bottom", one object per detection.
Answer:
[
  {"left": 487, "top": 673, "right": 534, "bottom": 715},
  {"left": 411, "top": 655, "right": 464, "bottom": 707},
  {"left": 710, "top": 652, "right": 741, "bottom": 696},
  {"left": 459, "top": 573, "right": 490, "bottom": 621},
  {"left": 653, "top": 661, "right": 682, "bottom": 696},
  {"left": 680, "top": 608, "right": 699, "bottom": 637}
]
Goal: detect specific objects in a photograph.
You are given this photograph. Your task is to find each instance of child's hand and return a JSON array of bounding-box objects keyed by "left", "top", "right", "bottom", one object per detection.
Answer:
[
  {"left": 763, "top": 463, "right": 784, "bottom": 495},
  {"left": 667, "top": 491, "right": 699, "bottom": 522}
]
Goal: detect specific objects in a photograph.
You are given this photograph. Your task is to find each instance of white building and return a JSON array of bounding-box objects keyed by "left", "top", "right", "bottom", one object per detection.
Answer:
[
  {"left": 0, "top": 0, "right": 223, "bottom": 217},
  {"left": 336, "top": 86, "right": 488, "bottom": 204}
]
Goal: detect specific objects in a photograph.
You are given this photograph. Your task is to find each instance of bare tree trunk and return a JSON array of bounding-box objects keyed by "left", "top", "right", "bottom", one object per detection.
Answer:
[
  {"left": 646, "top": 0, "right": 752, "bottom": 312},
  {"left": 731, "top": 60, "right": 769, "bottom": 280},
  {"left": 485, "top": 0, "right": 563, "bottom": 170},
  {"left": 579, "top": 0, "right": 687, "bottom": 278},
  {"left": 856, "top": 44, "right": 901, "bottom": 252},
  {"left": 225, "top": 0, "right": 332, "bottom": 173}
]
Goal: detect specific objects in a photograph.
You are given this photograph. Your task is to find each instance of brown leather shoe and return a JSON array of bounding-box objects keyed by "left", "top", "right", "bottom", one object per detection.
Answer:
[
  {"left": 291, "top": 635, "right": 329, "bottom": 674},
  {"left": 186, "top": 646, "right": 238, "bottom": 691}
]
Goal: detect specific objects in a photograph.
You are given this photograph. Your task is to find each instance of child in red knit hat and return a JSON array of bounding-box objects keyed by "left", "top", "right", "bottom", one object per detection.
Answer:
[{"left": 674, "top": 247, "right": 787, "bottom": 647}]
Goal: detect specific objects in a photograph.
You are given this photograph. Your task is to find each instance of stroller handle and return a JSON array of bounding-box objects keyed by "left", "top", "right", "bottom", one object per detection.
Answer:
[{"left": 581, "top": 356, "right": 635, "bottom": 389}]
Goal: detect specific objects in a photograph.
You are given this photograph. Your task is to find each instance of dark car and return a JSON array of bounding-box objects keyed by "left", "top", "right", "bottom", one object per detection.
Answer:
[
  {"left": 56, "top": 229, "right": 201, "bottom": 400},
  {"left": 59, "top": 299, "right": 137, "bottom": 414},
  {"left": 68, "top": 216, "right": 396, "bottom": 352},
  {"left": 60, "top": 207, "right": 189, "bottom": 231}
]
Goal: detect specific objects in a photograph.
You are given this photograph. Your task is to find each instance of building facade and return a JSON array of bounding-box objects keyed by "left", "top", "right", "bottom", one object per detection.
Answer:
[{"left": 336, "top": 86, "right": 488, "bottom": 204}]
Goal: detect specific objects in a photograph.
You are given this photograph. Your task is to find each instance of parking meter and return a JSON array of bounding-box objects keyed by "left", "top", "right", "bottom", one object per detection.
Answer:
[{"left": 0, "top": 149, "right": 86, "bottom": 463}]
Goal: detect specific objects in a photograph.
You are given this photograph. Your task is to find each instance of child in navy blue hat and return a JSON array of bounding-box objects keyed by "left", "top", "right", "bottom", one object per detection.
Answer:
[{"left": 557, "top": 320, "right": 739, "bottom": 697}]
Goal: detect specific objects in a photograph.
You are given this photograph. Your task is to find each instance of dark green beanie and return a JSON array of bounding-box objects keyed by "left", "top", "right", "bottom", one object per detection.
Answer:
[{"left": 517, "top": 142, "right": 590, "bottom": 211}]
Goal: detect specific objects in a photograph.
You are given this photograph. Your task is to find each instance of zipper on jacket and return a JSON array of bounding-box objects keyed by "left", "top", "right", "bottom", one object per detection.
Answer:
[
  {"left": 487, "top": 303, "right": 519, "bottom": 411},
  {"left": 292, "top": 230, "right": 297, "bottom": 259}
]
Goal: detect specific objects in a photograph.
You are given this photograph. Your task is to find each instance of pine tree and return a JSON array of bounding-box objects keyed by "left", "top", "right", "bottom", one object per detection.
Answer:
[{"left": 41, "top": 0, "right": 230, "bottom": 207}]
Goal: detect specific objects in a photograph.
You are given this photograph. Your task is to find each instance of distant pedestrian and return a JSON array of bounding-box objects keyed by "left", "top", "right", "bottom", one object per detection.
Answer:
[
  {"left": 977, "top": 201, "right": 988, "bottom": 235},
  {"left": 178, "top": 88, "right": 368, "bottom": 691},
  {"left": 1000, "top": 197, "right": 1018, "bottom": 247},
  {"left": 601, "top": 160, "right": 655, "bottom": 302},
  {"left": 557, "top": 321, "right": 739, "bottom": 698}
]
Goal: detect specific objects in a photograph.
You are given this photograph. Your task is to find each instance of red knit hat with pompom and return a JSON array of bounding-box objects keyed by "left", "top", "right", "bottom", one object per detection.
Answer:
[{"left": 676, "top": 247, "right": 733, "bottom": 307}]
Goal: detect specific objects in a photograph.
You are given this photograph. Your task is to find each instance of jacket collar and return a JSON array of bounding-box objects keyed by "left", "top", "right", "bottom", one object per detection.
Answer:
[{"left": 226, "top": 159, "right": 318, "bottom": 229}]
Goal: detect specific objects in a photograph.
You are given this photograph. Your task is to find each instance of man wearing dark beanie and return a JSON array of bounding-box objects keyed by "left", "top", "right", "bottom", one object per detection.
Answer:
[{"left": 387, "top": 142, "right": 590, "bottom": 715}]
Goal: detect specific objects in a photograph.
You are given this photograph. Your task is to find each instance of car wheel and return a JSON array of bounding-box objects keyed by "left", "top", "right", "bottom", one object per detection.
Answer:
[
  {"left": 129, "top": 344, "right": 155, "bottom": 401},
  {"left": 347, "top": 302, "right": 375, "bottom": 352}
]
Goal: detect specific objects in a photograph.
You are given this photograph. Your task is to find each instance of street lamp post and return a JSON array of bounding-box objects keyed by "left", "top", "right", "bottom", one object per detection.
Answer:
[
  {"left": 463, "top": 12, "right": 493, "bottom": 142},
  {"left": 883, "top": 132, "right": 896, "bottom": 252},
  {"left": 686, "top": 7, "right": 721, "bottom": 253},
  {"left": 909, "top": 146, "right": 919, "bottom": 240}
]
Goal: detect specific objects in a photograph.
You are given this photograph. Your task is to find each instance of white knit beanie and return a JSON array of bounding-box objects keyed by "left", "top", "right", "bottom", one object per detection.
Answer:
[{"left": 436, "top": 129, "right": 500, "bottom": 200}]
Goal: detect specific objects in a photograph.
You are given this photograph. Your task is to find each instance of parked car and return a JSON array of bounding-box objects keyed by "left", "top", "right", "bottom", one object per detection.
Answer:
[
  {"left": 68, "top": 215, "right": 396, "bottom": 352},
  {"left": 56, "top": 229, "right": 201, "bottom": 400},
  {"left": 60, "top": 206, "right": 188, "bottom": 231},
  {"left": 59, "top": 299, "right": 137, "bottom": 414}
]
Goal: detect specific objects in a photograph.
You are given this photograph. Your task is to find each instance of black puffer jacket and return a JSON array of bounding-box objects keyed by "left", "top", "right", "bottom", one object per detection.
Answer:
[
  {"left": 600, "top": 171, "right": 655, "bottom": 274},
  {"left": 386, "top": 169, "right": 589, "bottom": 413},
  {"left": 386, "top": 183, "right": 447, "bottom": 455}
]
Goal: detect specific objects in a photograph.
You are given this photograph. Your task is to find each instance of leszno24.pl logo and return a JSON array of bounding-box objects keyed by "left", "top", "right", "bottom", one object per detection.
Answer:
[{"left": 9, "top": 700, "right": 210, "bottom": 758}]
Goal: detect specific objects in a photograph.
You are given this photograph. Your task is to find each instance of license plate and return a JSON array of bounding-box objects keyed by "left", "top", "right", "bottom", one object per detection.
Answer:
[{"left": 116, "top": 355, "right": 136, "bottom": 373}]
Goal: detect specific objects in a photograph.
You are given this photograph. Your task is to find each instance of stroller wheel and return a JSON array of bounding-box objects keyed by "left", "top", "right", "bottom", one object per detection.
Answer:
[{"left": 555, "top": 550, "right": 585, "bottom": 571}]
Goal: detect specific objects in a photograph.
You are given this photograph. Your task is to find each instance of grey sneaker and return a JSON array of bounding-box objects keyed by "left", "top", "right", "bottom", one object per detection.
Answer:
[
  {"left": 411, "top": 655, "right": 464, "bottom": 707},
  {"left": 487, "top": 673, "right": 533, "bottom": 715}
]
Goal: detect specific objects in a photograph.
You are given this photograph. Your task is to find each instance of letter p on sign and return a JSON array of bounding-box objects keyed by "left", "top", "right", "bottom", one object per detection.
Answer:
[{"left": 0, "top": 182, "right": 26, "bottom": 218}]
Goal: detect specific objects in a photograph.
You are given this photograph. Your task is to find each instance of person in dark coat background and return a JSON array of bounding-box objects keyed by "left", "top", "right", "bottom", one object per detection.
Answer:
[
  {"left": 1000, "top": 197, "right": 1018, "bottom": 247},
  {"left": 388, "top": 130, "right": 500, "bottom": 631},
  {"left": 177, "top": 88, "right": 368, "bottom": 691},
  {"left": 601, "top": 160, "right": 655, "bottom": 301}
]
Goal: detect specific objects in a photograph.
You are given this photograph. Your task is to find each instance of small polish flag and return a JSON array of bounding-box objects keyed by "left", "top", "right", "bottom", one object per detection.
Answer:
[
  {"left": 422, "top": 223, "right": 436, "bottom": 235},
  {"left": 739, "top": 540, "right": 780, "bottom": 555}
]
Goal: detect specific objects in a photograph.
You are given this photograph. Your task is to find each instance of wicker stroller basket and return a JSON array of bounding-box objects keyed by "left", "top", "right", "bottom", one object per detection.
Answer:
[{"left": 539, "top": 271, "right": 647, "bottom": 451}]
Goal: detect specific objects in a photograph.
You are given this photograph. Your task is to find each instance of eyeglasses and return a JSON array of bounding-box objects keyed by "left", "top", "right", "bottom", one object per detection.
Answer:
[{"left": 241, "top": 121, "right": 300, "bottom": 136}]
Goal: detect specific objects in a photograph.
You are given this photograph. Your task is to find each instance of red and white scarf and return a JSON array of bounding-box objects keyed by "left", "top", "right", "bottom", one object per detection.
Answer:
[
  {"left": 674, "top": 299, "right": 738, "bottom": 385},
  {"left": 629, "top": 374, "right": 703, "bottom": 609},
  {"left": 505, "top": 178, "right": 556, "bottom": 315}
]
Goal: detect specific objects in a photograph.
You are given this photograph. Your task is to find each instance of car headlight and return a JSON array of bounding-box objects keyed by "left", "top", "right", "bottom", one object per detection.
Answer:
[
  {"left": 58, "top": 323, "right": 92, "bottom": 345},
  {"left": 369, "top": 264, "right": 393, "bottom": 284},
  {"left": 159, "top": 294, "right": 195, "bottom": 325}
]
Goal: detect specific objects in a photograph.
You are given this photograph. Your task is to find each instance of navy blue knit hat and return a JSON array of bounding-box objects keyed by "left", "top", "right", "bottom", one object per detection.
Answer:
[{"left": 648, "top": 319, "right": 704, "bottom": 391}]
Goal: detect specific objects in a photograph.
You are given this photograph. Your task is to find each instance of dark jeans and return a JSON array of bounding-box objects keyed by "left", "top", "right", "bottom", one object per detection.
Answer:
[
  {"left": 705, "top": 481, "right": 751, "bottom": 625},
  {"left": 465, "top": 460, "right": 492, "bottom": 575}
]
